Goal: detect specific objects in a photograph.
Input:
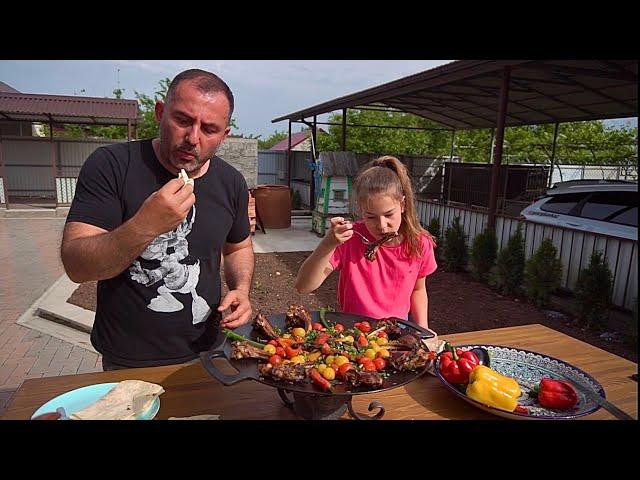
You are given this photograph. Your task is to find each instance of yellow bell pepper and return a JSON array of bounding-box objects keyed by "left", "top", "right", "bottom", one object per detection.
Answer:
[{"left": 466, "top": 365, "right": 522, "bottom": 412}]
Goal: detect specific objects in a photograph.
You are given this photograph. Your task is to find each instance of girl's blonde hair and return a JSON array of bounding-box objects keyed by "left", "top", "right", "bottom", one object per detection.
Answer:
[{"left": 353, "top": 155, "right": 434, "bottom": 259}]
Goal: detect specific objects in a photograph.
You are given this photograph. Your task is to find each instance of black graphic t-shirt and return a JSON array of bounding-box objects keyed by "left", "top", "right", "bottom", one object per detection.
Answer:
[{"left": 66, "top": 140, "right": 250, "bottom": 367}]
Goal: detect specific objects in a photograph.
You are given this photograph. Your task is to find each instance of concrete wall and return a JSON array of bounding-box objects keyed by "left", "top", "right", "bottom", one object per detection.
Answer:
[{"left": 218, "top": 137, "right": 258, "bottom": 189}]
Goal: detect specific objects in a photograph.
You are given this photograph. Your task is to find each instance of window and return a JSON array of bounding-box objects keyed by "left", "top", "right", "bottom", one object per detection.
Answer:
[
  {"left": 579, "top": 191, "right": 637, "bottom": 221},
  {"left": 540, "top": 193, "right": 588, "bottom": 215},
  {"left": 333, "top": 190, "right": 346, "bottom": 202},
  {"left": 610, "top": 207, "right": 638, "bottom": 227}
]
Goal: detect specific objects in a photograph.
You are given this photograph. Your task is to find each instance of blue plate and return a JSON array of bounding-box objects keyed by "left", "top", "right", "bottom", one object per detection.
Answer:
[
  {"left": 31, "top": 383, "right": 160, "bottom": 420},
  {"left": 434, "top": 344, "right": 605, "bottom": 420}
]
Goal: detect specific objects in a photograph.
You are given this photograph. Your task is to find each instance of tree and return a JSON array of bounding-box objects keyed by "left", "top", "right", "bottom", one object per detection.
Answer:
[{"left": 257, "top": 130, "right": 288, "bottom": 149}]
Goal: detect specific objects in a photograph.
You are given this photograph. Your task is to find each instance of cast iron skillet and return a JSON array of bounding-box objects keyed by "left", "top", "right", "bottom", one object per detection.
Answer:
[{"left": 200, "top": 310, "right": 436, "bottom": 396}]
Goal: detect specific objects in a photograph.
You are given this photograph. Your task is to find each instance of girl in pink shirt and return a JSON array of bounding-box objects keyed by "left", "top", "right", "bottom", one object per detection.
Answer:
[{"left": 295, "top": 155, "right": 437, "bottom": 330}]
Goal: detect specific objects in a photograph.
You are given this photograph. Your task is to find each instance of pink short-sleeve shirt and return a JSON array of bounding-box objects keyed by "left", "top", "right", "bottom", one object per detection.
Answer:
[{"left": 329, "top": 221, "right": 437, "bottom": 319}]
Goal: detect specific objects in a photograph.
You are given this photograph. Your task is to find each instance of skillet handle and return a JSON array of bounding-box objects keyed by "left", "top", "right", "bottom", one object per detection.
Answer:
[
  {"left": 394, "top": 318, "right": 436, "bottom": 339},
  {"left": 199, "top": 350, "right": 255, "bottom": 386}
]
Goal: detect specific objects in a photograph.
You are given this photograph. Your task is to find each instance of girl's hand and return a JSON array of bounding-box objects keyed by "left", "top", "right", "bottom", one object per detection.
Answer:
[{"left": 325, "top": 217, "right": 354, "bottom": 247}]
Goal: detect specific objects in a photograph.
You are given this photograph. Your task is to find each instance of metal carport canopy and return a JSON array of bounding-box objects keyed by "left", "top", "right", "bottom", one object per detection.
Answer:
[{"left": 272, "top": 60, "right": 637, "bottom": 129}]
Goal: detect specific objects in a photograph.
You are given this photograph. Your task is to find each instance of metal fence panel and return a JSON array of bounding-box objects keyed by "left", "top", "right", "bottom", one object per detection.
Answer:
[{"left": 417, "top": 199, "right": 637, "bottom": 311}]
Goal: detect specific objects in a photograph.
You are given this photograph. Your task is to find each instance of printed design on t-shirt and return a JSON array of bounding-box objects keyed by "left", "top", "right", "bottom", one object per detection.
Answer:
[{"left": 128, "top": 205, "right": 211, "bottom": 325}]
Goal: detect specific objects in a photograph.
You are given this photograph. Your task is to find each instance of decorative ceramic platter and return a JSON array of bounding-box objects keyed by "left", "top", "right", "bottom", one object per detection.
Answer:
[{"left": 434, "top": 345, "right": 605, "bottom": 420}]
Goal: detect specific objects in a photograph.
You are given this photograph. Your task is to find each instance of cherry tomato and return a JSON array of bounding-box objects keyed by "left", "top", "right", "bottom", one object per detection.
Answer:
[
  {"left": 334, "top": 324, "right": 345, "bottom": 333},
  {"left": 358, "top": 321, "right": 371, "bottom": 333},
  {"left": 321, "top": 343, "right": 333, "bottom": 355},
  {"left": 331, "top": 363, "right": 340, "bottom": 373},
  {"left": 338, "top": 362, "right": 355, "bottom": 378},
  {"left": 358, "top": 356, "right": 373, "bottom": 366},
  {"left": 275, "top": 346, "right": 286, "bottom": 357},
  {"left": 373, "top": 358, "right": 387, "bottom": 371},
  {"left": 377, "top": 331, "right": 388, "bottom": 339},
  {"left": 268, "top": 355, "right": 282, "bottom": 365},
  {"left": 357, "top": 334, "right": 369, "bottom": 347},
  {"left": 354, "top": 322, "right": 361, "bottom": 331},
  {"left": 268, "top": 340, "right": 278, "bottom": 346},
  {"left": 312, "top": 322, "right": 324, "bottom": 330},
  {"left": 363, "top": 362, "right": 377, "bottom": 372}
]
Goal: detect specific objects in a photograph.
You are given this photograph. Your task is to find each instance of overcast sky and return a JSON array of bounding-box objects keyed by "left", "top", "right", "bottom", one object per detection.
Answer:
[{"left": 0, "top": 60, "right": 456, "bottom": 138}]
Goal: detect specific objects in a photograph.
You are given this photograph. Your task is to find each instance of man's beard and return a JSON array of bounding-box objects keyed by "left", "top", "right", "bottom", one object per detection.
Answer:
[{"left": 171, "top": 143, "right": 216, "bottom": 172}]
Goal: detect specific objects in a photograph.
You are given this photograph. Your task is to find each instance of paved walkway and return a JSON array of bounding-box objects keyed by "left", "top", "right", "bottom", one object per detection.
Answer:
[
  {"left": 0, "top": 213, "right": 320, "bottom": 415},
  {"left": 0, "top": 217, "right": 101, "bottom": 414}
]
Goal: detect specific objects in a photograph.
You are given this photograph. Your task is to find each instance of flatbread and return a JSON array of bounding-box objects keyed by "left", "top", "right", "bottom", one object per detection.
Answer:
[
  {"left": 69, "top": 380, "right": 164, "bottom": 420},
  {"left": 178, "top": 168, "right": 194, "bottom": 187}
]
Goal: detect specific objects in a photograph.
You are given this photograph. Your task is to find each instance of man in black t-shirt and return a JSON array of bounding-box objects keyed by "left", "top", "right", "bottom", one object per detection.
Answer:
[{"left": 61, "top": 69, "right": 254, "bottom": 369}]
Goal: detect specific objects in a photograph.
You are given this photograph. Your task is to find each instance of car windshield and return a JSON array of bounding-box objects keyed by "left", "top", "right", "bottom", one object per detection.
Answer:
[{"left": 540, "top": 192, "right": 588, "bottom": 215}]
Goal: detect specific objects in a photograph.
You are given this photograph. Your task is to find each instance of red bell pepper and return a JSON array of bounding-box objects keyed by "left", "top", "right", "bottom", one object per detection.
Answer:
[
  {"left": 309, "top": 368, "right": 332, "bottom": 391},
  {"left": 439, "top": 342, "right": 480, "bottom": 384},
  {"left": 531, "top": 378, "right": 578, "bottom": 409}
]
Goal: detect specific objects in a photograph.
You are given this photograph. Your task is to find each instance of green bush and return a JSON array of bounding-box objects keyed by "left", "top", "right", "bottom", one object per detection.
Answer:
[
  {"left": 470, "top": 228, "right": 498, "bottom": 281},
  {"left": 443, "top": 216, "right": 468, "bottom": 272},
  {"left": 491, "top": 223, "right": 525, "bottom": 295},
  {"left": 574, "top": 251, "right": 613, "bottom": 330},
  {"left": 426, "top": 217, "right": 441, "bottom": 261},
  {"left": 525, "top": 238, "right": 563, "bottom": 308}
]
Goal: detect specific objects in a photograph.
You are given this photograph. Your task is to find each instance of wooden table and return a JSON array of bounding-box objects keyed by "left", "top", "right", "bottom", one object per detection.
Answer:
[{"left": 1, "top": 324, "right": 637, "bottom": 420}]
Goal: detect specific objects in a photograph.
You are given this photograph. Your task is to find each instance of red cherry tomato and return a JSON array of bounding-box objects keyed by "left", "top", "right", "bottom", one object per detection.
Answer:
[
  {"left": 285, "top": 346, "right": 301, "bottom": 359},
  {"left": 312, "top": 322, "right": 324, "bottom": 330},
  {"left": 275, "top": 347, "right": 286, "bottom": 357},
  {"left": 377, "top": 331, "right": 388, "bottom": 339},
  {"left": 358, "top": 321, "right": 371, "bottom": 333},
  {"left": 268, "top": 340, "right": 278, "bottom": 346},
  {"left": 373, "top": 358, "right": 387, "bottom": 371},
  {"left": 363, "top": 362, "right": 377, "bottom": 372},
  {"left": 338, "top": 362, "right": 355, "bottom": 378},
  {"left": 334, "top": 324, "right": 345, "bottom": 333},
  {"left": 354, "top": 322, "right": 361, "bottom": 331},
  {"left": 268, "top": 355, "right": 282, "bottom": 365},
  {"left": 357, "top": 334, "right": 368, "bottom": 347},
  {"left": 358, "top": 356, "right": 373, "bottom": 366}
]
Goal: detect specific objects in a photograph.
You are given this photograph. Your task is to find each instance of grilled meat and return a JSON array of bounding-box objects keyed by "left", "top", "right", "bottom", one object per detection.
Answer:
[
  {"left": 285, "top": 304, "right": 313, "bottom": 331},
  {"left": 253, "top": 313, "right": 279, "bottom": 340},
  {"left": 376, "top": 318, "right": 403, "bottom": 339},
  {"left": 231, "top": 341, "right": 270, "bottom": 360},
  {"left": 260, "top": 362, "right": 308, "bottom": 383},
  {"left": 389, "top": 346, "right": 432, "bottom": 371},
  {"left": 344, "top": 369, "right": 384, "bottom": 389},
  {"left": 364, "top": 232, "right": 399, "bottom": 261}
]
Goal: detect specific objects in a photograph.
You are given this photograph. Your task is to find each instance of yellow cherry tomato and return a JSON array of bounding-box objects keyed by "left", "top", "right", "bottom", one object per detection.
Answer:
[
  {"left": 322, "top": 367, "right": 335, "bottom": 381},
  {"left": 317, "top": 363, "right": 327, "bottom": 373},
  {"left": 376, "top": 337, "right": 388, "bottom": 346},
  {"left": 365, "top": 349, "right": 377, "bottom": 360},
  {"left": 334, "top": 355, "right": 349, "bottom": 367},
  {"left": 325, "top": 355, "right": 335, "bottom": 366},
  {"left": 292, "top": 327, "right": 307, "bottom": 338},
  {"left": 263, "top": 344, "right": 276, "bottom": 355}
]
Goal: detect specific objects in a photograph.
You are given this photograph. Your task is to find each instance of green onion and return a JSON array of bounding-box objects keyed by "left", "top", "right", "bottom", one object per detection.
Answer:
[{"left": 222, "top": 328, "right": 265, "bottom": 349}]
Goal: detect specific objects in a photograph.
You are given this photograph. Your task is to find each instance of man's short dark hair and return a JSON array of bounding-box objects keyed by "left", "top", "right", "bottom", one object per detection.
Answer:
[{"left": 166, "top": 69, "right": 235, "bottom": 125}]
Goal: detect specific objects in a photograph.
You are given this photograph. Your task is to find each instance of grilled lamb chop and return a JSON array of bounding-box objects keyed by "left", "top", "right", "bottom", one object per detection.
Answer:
[
  {"left": 285, "top": 304, "right": 313, "bottom": 331},
  {"left": 344, "top": 369, "right": 384, "bottom": 389},
  {"left": 260, "top": 362, "right": 308, "bottom": 383},
  {"left": 253, "top": 313, "right": 279, "bottom": 340},
  {"left": 230, "top": 341, "right": 271, "bottom": 360},
  {"left": 364, "top": 232, "right": 399, "bottom": 261},
  {"left": 389, "top": 346, "right": 432, "bottom": 371},
  {"left": 387, "top": 332, "right": 421, "bottom": 350},
  {"left": 376, "top": 318, "right": 403, "bottom": 339}
]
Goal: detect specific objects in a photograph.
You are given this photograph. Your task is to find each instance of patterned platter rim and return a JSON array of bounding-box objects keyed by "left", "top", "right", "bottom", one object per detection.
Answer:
[{"left": 434, "top": 344, "right": 606, "bottom": 420}]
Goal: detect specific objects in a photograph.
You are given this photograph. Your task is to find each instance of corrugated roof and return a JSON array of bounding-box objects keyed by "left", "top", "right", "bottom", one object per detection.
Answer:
[
  {"left": 273, "top": 60, "right": 638, "bottom": 130},
  {"left": 0, "top": 91, "right": 139, "bottom": 125},
  {"left": 269, "top": 131, "right": 310, "bottom": 151}
]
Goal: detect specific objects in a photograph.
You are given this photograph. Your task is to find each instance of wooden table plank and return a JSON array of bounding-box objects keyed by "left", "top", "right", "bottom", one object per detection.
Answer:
[{"left": 1, "top": 324, "right": 636, "bottom": 420}]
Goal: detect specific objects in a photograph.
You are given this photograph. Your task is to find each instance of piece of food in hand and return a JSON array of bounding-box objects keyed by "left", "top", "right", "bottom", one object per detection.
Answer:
[
  {"left": 438, "top": 342, "right": 480, "bottom": 384},
  {"left": 178, "top": 168, "right": 194, "bottom": 187},
  {"left": 465, "top": 365, "right": 522, "bottom": 412},
  {"left": 530, "top": 377, "right": 578, "bottom": 410},
  {"left": 364, "top": 232, "right": 399, "bottom": 261},
  {"left": 69, "top": 380, "right": 164, "bottom": 420}
]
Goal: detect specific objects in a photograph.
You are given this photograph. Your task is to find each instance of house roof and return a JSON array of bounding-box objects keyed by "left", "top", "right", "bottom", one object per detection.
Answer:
[
  {"left": 272, "top": 60, "right": 638, "bottom": 130},
  {"left": 270, "top": 130, "right": 310, "bottom": 151},
  {"left": 0, "top": 81, "right": 21, "bottom": 94},
  {"left": 0, "top": 91, "right": 140, "bottom": 125}
]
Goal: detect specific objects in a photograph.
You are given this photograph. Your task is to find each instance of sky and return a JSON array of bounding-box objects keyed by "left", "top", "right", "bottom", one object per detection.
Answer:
[
  {"left": 0, "top": 60, "right": 453, "bottom": 138},
  {"left": 1, "top": 60, "right": 636, "bottom": 138}
]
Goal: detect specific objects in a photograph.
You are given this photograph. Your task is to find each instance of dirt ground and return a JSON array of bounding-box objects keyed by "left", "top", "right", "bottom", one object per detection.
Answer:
[{"left": 68, "top": 252, "right": 637, "bottom": 363}]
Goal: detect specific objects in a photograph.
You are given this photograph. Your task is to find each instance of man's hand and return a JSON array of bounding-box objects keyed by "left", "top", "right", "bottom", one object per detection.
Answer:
[
  {"left": 133, "top": 178, "right": 195, "bottom": 238},
  {"left": 323, "top": 217, "right": 354, "bottom": 248},
  {"left": 217, "top": 289, "right": 252, "bottom": 329}
]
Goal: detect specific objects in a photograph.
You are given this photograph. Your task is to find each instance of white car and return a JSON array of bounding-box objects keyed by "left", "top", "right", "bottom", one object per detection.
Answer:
[{"left": 520, "top": 180, "right": 638, "bottom": 241}]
